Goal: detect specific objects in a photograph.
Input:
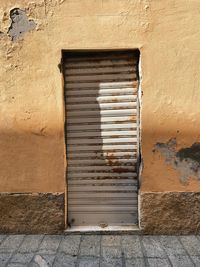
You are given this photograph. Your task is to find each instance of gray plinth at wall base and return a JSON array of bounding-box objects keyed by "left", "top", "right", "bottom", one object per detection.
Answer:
[
  {"left": 0, "top": 192, "right": 65, "bottom": 234},
  {"left": 140, "top": 192, "right": 200, "bottom": 234}
]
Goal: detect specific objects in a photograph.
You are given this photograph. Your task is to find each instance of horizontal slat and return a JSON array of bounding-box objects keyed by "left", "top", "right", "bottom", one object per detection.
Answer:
[
  {"left": 68, "top": 213, "right": 137, "bottom": 225},
  {"left": 68, "top": 172, "right": 137, "bottom": 179},
  {"left": 67, "top": 125, "right": 137, "bottom": 132},
  {"left": 65, "top": 63, "right": 137, "bottom": 70},
  {"left": 65, "top": 72, "right": 136, "bottom": 82},
  {"left": 65, "top": 66, "right": 137, "bottom": 75},
  {"left": 65, "top": 81, "right": 138, "bottom": 89},
  {"left": 65, "top": 55, "right": 135, "bottom": 61},
  {"left": 67, "top": 137, "right": 137, "bottom": 145},
  {"left": 68, "top": 205, "right": 137, "bottom": 212},
  {"left": 68, "top": 178, "right": 137, "bottom": 184},
  {"left": 67, "top": 109, "right": 136, "bottom": 117},
  {"left": 68, "top": 158, "right": 137, "bottom": 166},
  {"left": 65, "top": 54, "right": 135, "bottom": 62},
  {"left": 68, "top": 151, "right": 137, "bottom": 159},
  {"left": 67, "top": 117, "right": 137, "bottom": 124},
  {"left": 68, "top": 165, "right": 135, "bottom": 172},
  {"left": 68, "top": 144, "right": 137, "bottom": 152},
  {"left": 67, "top": 130, "right": 137, "bottom": 138},
  {"left": 66, "top": 95, "right": 137, "bottom": 104},
  {"left": 68, "top": 124, "right": 137, "bottom": 133},
  {"left": 69, "top": 183, "right": 137, "bottom": 191},
  {"left": 68, "top": 198, "right": 137, "bottom": 205},
  {"left": 67, "top": 102, "right": 137, "bottom": 110},
  {"left": 65, "top": 88, "right": 137, "bottom": 97},
  {"left": 68, "top": 191, "right": 137, "bottom": 199}
]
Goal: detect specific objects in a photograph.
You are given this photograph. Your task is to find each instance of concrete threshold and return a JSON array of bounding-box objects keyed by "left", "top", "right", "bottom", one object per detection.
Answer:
[{"left": 64, "top": 225, "right": 141, "bottom": 235}]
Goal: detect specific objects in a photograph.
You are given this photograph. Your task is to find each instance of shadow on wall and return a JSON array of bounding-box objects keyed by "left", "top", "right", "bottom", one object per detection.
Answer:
[{"left": 0, "top": 129, "right": 64, "bottom": 192}]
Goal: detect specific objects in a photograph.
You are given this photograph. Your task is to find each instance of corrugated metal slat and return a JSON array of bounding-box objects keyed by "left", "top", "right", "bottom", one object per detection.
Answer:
[{"left": 64, "top": 51, "right": 139, "bottom": 227}]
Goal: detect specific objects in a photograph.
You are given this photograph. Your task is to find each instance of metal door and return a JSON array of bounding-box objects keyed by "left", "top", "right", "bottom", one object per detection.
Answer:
[{"left": 64, "top": 51, "right": 140, "bottom": 227}]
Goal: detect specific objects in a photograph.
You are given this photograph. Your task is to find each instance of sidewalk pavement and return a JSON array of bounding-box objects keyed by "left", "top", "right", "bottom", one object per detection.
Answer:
[{"left": 0, "top": 234, "right": 200, "bottom": 267}]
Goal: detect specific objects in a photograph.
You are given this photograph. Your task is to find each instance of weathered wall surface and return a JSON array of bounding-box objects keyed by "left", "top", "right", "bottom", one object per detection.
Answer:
[
  {"left": 0, "top": 0, "right": 200, "bottom": 233},
  {"left": 0, "top": 193, "right": 64, "bottom": 233},
  {"left": 140, "top": 192, "right": 200, "bottom": 234}
]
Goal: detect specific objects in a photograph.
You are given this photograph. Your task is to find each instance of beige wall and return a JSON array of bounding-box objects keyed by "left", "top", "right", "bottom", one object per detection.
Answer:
[{"left": 0, "top": 0, "right": 200, "bottom": 195}]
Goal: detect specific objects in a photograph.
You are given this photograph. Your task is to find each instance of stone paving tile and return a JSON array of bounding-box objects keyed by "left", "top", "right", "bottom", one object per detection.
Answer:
[
  {"left": 79, "top": 235, "right": 101, "bottom": 257},
  {"left": 78, "top": 256, "right": 100, "bottom": 267},
  {"left": 102, "top": 246, "right": 122, "bottom": 260},
  {"left": 29, "top": 254, "right": 56, "bottom": 267},
  {"left": 40, "top": 254, "right": 56, "bottom": 266},
  {"left": 169, "top": 255, "right": 195, "bottom": 267},
  {"left": 190, "top": 255, "right": 200, "bottom": 266},
  {"left": 58, "top": 235, "right": 81, "bottom": 256},
  {"left": 102, "top": 235, "right": 121, "bottom": 247},
  {"left": 0, "top": 236, "right": 24, "bottom": 253},
  {"left": 0, "top": 235, "right": 6, "bottom": 244},
  {"left": 0, "top": 234, "right": 200, "bottom": 267},
  {"left": 147, "top": 258, "right": 171, "bottom": 267},
  {"left": 121, "top": 236, "right": 143, "bottom": 258},
  {"left": 100, "top": 258, "right": 123, "bottom": 267},
  {"left": 125, "top": 258, "right": 146, "bottom": 267},
  {"left": 141, "top": 236, "right": 166, "bottom": 258},
  {"left": 159, "top": 236, "right": 186, "bottom": 256},
  {"left": 179, "top": 236, "right": 200, "bottom": 256},
  {"left": 18, "top": 235, "right": 43, "bottom": 253},
  {"left": 7, "top": 264, "right": 25, "bottom": 267},
  {"left": 29, "top": 262, "right": 38, "bottom": 267},
  {"left": 53, "top": 252, "right": 77, "bottom": 267},
  {"left": 10, "top": 252, "right": 34, "bottom": 264},
  {"left": 0, "top": 253, "right": 12, "bottom": 267},
  {"left": 38, "top": 235, "right": 62, "bottom": 255}
]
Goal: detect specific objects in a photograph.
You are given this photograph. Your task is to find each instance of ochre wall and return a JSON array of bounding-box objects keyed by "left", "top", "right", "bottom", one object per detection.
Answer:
[
  {"left": 1, "top": 0, "right": 200, "bottom": 193},
  {"left": 0, "top": 0, "right": 200, "bottom": 233}
]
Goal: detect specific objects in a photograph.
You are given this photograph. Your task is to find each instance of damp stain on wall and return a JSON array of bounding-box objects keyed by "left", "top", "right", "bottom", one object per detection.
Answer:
[
  {"left": 8, "top": 8, "right": 36, "bottom": 41},
  {"left": 153, "top": 138, "right": 200, "bottom": 183}
]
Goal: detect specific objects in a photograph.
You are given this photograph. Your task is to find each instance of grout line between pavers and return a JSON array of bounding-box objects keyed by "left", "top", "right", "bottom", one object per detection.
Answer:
[
  {"left": 27, "top": 234, "right": 45, "bottom": 267},
  {"left": 156, "top": 236, "right": 173, "bottom": 267},
  {"left": 75, "top": 235, "right": 83, "bottom": 267},
  {"left": 51, "top": 234, "right": 64, "bottom": 267},
  {"left": 99, "top": 234, "right": 102, "bottom": 267},
  {"left": 139, "top": 235, "right": 150, "bottom": 267},
  {"left": 5, "top": 234, "right": 26, "bottom": 267},
  {"left": 196, "top": 235, "right": 200, "bottom": 242},
  {"left": 177, "top": 236, "right": 197, "bottom": 267},
  {"left": 120, "top": 235, "right": 126, "bottom": 267},
  {"left": 52, "top": 234, "right": 65, "bottom": 267},
  {"left": 0, "top": 235, "right": 9, "bottom": 248}
]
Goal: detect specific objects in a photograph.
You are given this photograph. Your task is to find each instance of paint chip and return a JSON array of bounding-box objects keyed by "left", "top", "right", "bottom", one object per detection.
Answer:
[
  {"left": 154, "top": 139, "right": 200, "bottom": 183},
  {"left": 8, "top": 8, "right": 36, "bottom": 41}
]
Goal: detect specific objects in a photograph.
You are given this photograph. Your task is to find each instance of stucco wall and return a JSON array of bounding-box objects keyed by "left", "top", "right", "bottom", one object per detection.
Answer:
[{"left": 0, "top": 0, "right": 200, "bottom": 233}]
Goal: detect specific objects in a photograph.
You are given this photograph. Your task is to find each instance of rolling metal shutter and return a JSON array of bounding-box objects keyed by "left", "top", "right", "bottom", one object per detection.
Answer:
[{"left": 64, "top": 51, "right": 139, "bottom": 227}]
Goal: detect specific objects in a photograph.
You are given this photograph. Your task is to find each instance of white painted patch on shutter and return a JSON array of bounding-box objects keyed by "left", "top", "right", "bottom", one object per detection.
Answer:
[{"left": 64, "top": 51, "right": 140, "bottom": 227}]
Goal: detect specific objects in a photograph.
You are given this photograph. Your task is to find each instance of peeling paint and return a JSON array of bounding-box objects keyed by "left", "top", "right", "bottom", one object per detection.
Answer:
[
  {"left": 8, "top": 8, "right": 36, "bottom": 41},
  {"left": 154, "top": 139, "right": 200, "bottom": 183}
]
